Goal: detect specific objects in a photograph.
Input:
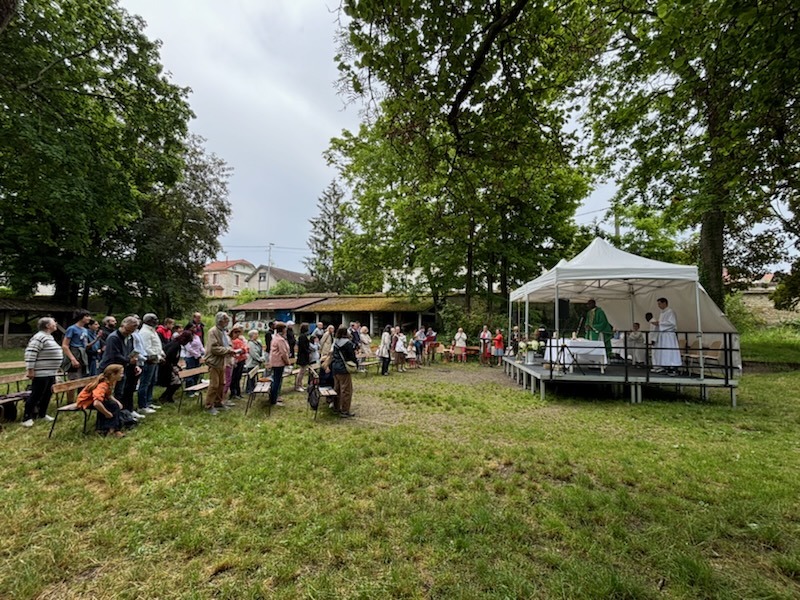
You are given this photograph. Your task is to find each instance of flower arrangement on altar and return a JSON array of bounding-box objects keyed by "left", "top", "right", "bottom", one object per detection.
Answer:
[{"left": 517, "top": 341, "right": 527, "bottom": 361}]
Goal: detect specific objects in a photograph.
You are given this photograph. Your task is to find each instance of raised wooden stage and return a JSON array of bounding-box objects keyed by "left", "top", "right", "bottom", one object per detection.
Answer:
[{"left": 502, "top": 356, "right": 739, "bottom": 406}]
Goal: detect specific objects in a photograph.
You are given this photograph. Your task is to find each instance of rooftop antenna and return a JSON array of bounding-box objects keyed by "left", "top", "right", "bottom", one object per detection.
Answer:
[{"left": 266, "top": 243, "right": 274, "bottom": 294}]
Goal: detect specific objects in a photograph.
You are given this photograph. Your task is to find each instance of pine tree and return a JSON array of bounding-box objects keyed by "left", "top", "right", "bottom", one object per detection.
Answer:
[{"left": 304, "top": 181, "right": 349, "bottom": 292}]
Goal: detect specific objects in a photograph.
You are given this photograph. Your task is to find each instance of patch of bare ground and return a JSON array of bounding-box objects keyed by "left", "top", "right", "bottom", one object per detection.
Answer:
[
  {"left": 347, "top": 363, "right": 559, "bottom": 437},
  {"left": 742, "top": 292, "right": 800, "bottom": 325}
]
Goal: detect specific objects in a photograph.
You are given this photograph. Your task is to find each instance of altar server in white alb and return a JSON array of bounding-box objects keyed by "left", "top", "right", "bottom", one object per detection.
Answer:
[{"left": 650, "top": 297, "right": 681, "bottom": 375}]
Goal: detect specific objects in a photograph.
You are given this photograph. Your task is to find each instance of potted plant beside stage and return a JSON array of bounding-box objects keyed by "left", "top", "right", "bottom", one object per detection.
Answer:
[{"left": 527, "top": 341, "right": 538, "bottom": 363}]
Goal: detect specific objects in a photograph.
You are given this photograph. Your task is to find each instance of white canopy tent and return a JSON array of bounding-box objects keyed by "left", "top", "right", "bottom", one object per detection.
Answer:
[{"left": 509, "top": 238, "right": 740, "bottom": 370}]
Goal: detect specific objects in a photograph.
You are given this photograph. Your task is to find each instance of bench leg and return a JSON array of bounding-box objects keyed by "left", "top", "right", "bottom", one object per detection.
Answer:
[{"left": 48, "top": 412, "right": 59, "bottom": 439}]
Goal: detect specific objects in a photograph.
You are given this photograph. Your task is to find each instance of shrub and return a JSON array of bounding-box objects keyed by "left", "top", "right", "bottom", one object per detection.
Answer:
[
  {"left": 438, "top": 299, "right": 512, "bottom": 345},
  {"left": 724, "top": 292, "right": 764, "bottom": 333}
]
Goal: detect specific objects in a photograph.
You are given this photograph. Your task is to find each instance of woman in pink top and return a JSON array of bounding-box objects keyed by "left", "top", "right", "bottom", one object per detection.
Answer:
[{"left": 269, "top": 322, "right": 291, "bottom": 406}]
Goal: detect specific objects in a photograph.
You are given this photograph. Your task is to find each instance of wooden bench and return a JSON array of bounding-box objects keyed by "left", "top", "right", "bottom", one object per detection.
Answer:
[
  {"left": 306, "top": 368, "right": 337, "bottom": 420},
  {"left": 0, "top": 361, "right": 27, "bottom": 372},
  {"left": 245, "top": 379, "right": 272, "bottom": 416},
  {"left": 312, "top": 387, "right": 337, "bottom": 419},
  {"left": 48, "top": 375, "right": 100, "bottom": 438},
  {"left": 434, "top": 344, "right": 452, "bottom": 363},
  {"left": 244, "top": 364, "right": 301, "bottom": 416},
  {"left": 177, "top": 365, "right": 209, "bottom": 412},
  {"left": 359, "top": 359, "right": 380, "bottom": 375},
  {"left": 465, "top": 346, "right": 481, "bottom": 360},
  {"left": 0, "top": 372, "right": 32, "bottom": 427}
]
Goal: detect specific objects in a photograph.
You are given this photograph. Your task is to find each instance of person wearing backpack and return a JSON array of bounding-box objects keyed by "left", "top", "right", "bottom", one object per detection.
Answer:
[{"left": 331, "top": 326, "right": 357, "bottom": 418}]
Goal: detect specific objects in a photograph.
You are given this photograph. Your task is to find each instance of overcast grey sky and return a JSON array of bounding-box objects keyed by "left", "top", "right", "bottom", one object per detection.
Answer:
[{"left": 120, "top": 1, "right": 611, "bottom": 272}]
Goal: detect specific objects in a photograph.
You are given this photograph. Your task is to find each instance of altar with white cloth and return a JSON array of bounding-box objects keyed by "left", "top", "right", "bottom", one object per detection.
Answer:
[{"left": 543, "top": 338, "right": 608, "bottom": 373}]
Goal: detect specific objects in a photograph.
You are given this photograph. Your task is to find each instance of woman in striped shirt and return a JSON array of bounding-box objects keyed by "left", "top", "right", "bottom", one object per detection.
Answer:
[{"left": 23, "top": 317, "right": 63, "bottom": 427}]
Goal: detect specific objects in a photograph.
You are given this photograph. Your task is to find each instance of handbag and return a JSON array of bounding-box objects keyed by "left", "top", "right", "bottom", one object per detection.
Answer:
[
  {"left": 321, "top": 352, "right": 332, "bottom": 370},
  {"left": 334, "top": 344, "right": 358, "bottom": 374}
]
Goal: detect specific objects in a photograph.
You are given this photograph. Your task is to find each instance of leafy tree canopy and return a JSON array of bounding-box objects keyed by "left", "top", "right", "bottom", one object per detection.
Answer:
[
  {"left": 331, "top": 0, "right": 597, "bottom": 310},
  {"left": 0, "top": 0, "right": 229, "bottom": 313},
  {"left": 585, "top": 0, "right": 800, "bottom": 307}
]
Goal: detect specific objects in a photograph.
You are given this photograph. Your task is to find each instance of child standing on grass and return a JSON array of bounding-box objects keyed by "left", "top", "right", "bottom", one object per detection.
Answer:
[
  {"left": 406, "top": 341, "right": 418, "bottom": 369},
  {"left": 76, "top": 364, "right": 126, "bottom": 438}
]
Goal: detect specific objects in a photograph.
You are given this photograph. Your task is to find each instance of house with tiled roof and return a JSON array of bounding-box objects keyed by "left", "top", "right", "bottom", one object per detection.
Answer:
[
  {"left": 202, "top": 260, "right": 313, "bottom": 297},
  {"left": 202, "top": 259, "right": 255, "bottom": 297},
  {"left": 244, "top": 265, "right": 312, "bottom": 294},
  {"left": 230, "top": 294, "right": 436, "bottom": 335}
]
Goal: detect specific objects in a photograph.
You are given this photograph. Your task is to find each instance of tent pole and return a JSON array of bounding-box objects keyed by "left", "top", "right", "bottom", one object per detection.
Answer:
[
  {"left": 555, "top": 284, "right": 560, "bottom": 339},
  {"left": 695, "top": 281, "right": 704, "bottom": 380},
  {"left": 629, "top": 282, "right": 635, "bottom": 329},
  {"left": 507, "top": 296, "right": 512, "bottom": 345},
  {"left": 525, "top": 298, "right": 529, "bottom": 340}
]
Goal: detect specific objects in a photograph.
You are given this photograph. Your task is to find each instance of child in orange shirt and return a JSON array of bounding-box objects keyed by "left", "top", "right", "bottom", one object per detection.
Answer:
[{"left": 77, "top": 364, "right": 126, "bottom": 438}]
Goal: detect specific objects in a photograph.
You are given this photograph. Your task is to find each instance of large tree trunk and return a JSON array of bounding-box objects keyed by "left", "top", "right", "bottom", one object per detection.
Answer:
[
  {"left": 701, "top": 84, "right": 729, "bottom": 310},
  {"left": 465, "top": 218, "right": 475, "bottom": 313},
  {"left": 0, "top": 0, "right": 17, "bottom": 35},
  {"left": 500, "top": 218, "right": 509, "bottom": 298},
  {"left": 699, "top": 209, "right": 725, "bottom": 309},
  {"left": 486, "top": 253, "right": 495, "bottom": 314},
  {"left": 53, "top": 271, "right": 73, "bottom": 305},
  {"left": 81, "top": 280, "right": 90, "bottom": 309}
]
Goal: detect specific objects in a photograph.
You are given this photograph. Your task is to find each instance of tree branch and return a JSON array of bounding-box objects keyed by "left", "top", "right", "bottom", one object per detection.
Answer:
[
  {"left": 447, "top": 0, "right": 530, "bottom": 143},
  {"left": 17, "top": 44, "right": 101, "bottom": 92}
]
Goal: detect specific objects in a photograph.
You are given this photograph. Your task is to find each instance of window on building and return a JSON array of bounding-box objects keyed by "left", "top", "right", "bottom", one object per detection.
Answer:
[
  {"left": 259, "top": 272, "right": 266, "bottom": 282},
  {"left": 235, "top": 274, "right": 240, "bottom": 285},
  {"left": 212, "top": 274, "right": 218, "bottom": 284}
]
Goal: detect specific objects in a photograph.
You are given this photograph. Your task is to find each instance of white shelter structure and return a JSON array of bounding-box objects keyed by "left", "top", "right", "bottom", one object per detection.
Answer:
[{"left": 509, "top": 238, "right": 741, "bottom": 373}]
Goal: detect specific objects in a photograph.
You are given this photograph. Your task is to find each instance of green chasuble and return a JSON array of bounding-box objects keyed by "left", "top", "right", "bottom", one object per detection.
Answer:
[{"left": 585, "top": 307, "right": 613, "bottom": 356}]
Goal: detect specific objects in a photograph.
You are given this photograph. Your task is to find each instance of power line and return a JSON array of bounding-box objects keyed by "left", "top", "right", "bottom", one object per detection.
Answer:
[
  {"left": 223, "top": 244, "right": 307, "bottom": 250},
  {"left": 574, "top": 206, "right": 610, "bottom": 218}
]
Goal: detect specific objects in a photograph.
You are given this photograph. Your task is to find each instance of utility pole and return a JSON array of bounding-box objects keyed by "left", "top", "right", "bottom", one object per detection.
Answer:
[{"left": 266, "top": 243, "right": 273, "bottom": 294}]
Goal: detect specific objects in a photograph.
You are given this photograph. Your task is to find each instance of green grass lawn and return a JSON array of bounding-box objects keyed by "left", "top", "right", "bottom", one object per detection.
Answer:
[
  {"left": 1, "top": 358, "right": 799, "bottom": 599},
  {"left": 740, "top": 326, "right": 800, "bottom": 364}
]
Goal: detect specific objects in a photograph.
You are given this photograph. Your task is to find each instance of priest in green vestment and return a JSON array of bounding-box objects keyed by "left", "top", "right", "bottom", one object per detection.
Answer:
[{"left": 584, "top": 299, "right": 613, "bottom": 357}]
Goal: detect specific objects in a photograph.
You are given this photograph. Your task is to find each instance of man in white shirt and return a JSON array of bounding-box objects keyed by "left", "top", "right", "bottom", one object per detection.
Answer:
[
  {"left": 138, "top": 313, "right": 164, "bottom": 413},
  {"left": 650, "top": 298, "right": 682, "bottom": 375}
]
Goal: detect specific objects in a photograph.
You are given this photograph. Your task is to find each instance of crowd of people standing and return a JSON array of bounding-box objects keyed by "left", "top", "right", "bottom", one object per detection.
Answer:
[{"left": 22, "top": 310, "right": 516, "bottom": 435}]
